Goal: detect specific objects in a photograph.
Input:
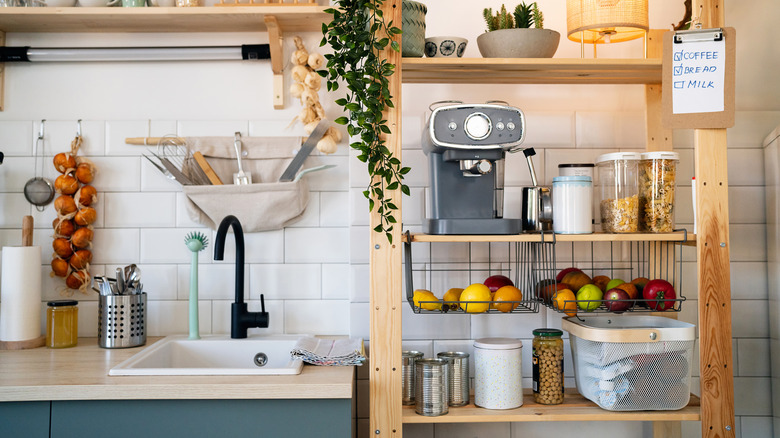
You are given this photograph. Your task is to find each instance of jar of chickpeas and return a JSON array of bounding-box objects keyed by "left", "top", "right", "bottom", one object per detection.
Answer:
[{"left": 532, "top": 328, "right": 564, "bottom": 405}]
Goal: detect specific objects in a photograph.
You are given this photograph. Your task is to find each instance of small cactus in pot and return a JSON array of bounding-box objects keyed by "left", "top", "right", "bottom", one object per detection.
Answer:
[{"left": 478, "top": 2, "right": 559, "bottom": 58}]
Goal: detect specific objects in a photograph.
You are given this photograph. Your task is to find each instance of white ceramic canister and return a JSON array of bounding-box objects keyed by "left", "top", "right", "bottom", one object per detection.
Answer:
[
  {"left": 558, "top": 163, "right": 595, "bottom": 180},
  {"left": 552, "top": 175, "right": 593, "bottom": 234},
  {"left": 474, "top": 338, "right": 523, "bottom": 409}
]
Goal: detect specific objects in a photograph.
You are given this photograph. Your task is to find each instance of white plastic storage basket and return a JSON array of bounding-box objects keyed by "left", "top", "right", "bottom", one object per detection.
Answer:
[{"left": 562, "top": 316, "right": 695, "bottom": 411}]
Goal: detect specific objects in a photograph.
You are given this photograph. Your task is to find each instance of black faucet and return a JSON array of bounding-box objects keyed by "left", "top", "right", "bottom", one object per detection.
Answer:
[{"left": 214, "top": 215, "right": 269, "bottom": 339}]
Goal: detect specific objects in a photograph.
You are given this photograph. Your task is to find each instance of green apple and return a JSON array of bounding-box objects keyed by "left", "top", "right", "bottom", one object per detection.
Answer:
[
  {"left": 605, "top": 278, "right": 625, "bottom": 291},
  {"left": 576, "top": 284, "right": 603, "bottom": 311}
]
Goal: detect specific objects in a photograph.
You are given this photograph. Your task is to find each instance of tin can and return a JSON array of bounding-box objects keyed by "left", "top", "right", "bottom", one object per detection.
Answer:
[
  {"left": 414, "top": 358, "right": 449, "bottom": 416},
  {"left": 474, "top": 338, "right": 523, "bottom": 409},
  {"left": 402, "top": 351, "right": 425, "bottom": 405},
  {"left": 437, "top": 351, "right": 470, "bottom": 406}
]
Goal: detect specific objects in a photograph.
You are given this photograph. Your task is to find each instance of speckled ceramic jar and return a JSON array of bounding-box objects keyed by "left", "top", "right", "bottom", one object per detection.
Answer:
[
  {"left": 401, "top": 0, "right": 427, "bottom": 57},
  {"left": 474, "top": 338, "right": 523, "bottom": 409}
]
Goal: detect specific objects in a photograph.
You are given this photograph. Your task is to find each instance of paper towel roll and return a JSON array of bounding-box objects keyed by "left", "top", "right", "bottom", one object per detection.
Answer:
[{"left": 0, "top": 246, "right": 42, "bottom": 342}]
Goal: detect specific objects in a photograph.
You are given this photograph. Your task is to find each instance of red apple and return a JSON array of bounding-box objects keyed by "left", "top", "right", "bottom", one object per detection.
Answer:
[
  {"left": 484, "top": 275, "right": 514, "bottom": 293},
  {"left": 642, "top": 279, "right": 677, "bottom": 311},
  {"left": 556, "top": 267, "right": 581, "bottom": 283},
  {"left": 604, "top": 288, "right": 632, "bottom": 312}
]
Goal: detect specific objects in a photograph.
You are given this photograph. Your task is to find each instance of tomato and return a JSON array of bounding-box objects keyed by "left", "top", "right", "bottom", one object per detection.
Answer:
[{"left": 642, "top": 279, "right": 677, "bottom": 311}]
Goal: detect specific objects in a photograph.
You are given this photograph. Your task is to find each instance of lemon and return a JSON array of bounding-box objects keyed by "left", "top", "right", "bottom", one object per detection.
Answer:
[
  {"left": 459, "top": 283, "right": 491, "bottom": 313},
  {"left": 442, "top": 288, "right": 464, "bottom": 310},
  {"left": 413, "top": 289, "right": 442, "bottom": 311}
]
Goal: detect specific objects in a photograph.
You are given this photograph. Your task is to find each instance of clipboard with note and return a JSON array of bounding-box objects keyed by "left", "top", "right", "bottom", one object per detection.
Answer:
[{"left": 662, "top": 27, "right": 736, "bottom": 129}]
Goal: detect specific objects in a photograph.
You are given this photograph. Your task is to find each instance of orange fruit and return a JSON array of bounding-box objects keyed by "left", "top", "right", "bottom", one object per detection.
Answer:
[
  {"left": 492, "top": 285, "right": 523, "bottom": 313},
  {"left": 459, "top": 283, "right": 492, "bottom": 313},
  {"left": 552, "top": 288, "right": 577, "bottom": 317},
  {"left": 615, "top": 282, "right": 639, "bottom": 301}
]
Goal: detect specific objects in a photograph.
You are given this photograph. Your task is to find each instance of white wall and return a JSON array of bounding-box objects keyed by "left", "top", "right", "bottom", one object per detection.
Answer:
[{"left": 0, "top": 1, "right": 776, "bottom": 438}]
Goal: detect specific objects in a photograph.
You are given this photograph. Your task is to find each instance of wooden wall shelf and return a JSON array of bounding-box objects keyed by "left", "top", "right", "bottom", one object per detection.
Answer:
[
  {"left": 401, "top": 58, "right": 662, "bottom": 85},
  {"left": 402, "top": 391, "right": 701, "bottom": 424},
  {"left": 404, "top": 231, "right": 694, "bottom": 244},
  {"left": 0, "top": 6, "right": 329, "bottom": 33}
]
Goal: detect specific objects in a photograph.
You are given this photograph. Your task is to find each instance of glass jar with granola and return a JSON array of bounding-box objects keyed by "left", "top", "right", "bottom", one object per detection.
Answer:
[
  {"left": 596, "top": 152, "right": 641, "bottom": 233},
  {"left": 639, "top": 152, "right": 679, "bottom": 233}
]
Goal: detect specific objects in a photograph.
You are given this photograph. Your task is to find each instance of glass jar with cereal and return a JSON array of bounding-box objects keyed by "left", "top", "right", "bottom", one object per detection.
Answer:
[
  {"left": 596, "top": 152, "right": 641, "bottom": 233},
  {"left": 639, "top": 151, "right": 679, "bottom": 233}
]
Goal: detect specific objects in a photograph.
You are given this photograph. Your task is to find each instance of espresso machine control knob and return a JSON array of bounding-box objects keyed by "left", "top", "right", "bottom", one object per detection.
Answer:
[
  {"left": 461, "top": 159, "right": 493, "bottom": 176},
  {"left": 464, "top": 112, "right": 492, "bottom": 140}
]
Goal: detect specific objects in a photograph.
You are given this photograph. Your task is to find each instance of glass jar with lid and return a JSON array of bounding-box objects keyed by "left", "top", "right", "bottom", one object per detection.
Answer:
[
  {"left": 46, "top": 300, "right": 78, "bottom": 348},
  {"left": 639, "top": 151, "right": 680, "bottom": 233},
  {"left": 532, "top": 328, "right": 564, "bottom": 405},
  {"left": 596, "top": 152, "right": 641, "bottom": 233}
]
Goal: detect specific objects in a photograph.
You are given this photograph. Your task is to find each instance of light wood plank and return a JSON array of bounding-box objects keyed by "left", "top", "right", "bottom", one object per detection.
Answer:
[
  {"left": 0, "top": 30, "right": 4, "bottom": 112},
  {"left": 370, "top": 1, "right": 403, "bottom": 437},
  {"left": 405, "top": 231, "right": 694, "bottom": 244},
  {"left": 653, "top": 421, "right": 683, "bottom": 438},
  {"left": 402, "top": 58, "right": 662, "bottom": 85},
  {"left": 263, "top": 15, "right": 284, "bottom": 109},
  {"left": 645, "top": 29, "right": 672, "bottom": 151},
  {"left": 0, "top": 6, "right": 329, "bottom": 33},
  {"left": 402, "top": 391, "right": 700, "bottom": 424},
  {"left": 0, "top": 337, "right": 354, "bottom": 401}
]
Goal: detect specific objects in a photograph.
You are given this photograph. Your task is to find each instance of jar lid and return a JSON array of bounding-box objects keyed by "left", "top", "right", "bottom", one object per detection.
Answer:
[
  {"left": 532, "top": 328, "right": 563, "bottom": 337},
  {"left": 553, "top": 176, "right": 592, "bottom": 183},
  {"left": 640, "top": 151, "right": 680, "bottom": 161},
  {"left": 596, "top": 152, "right": 642, "bottom": 164},
  {"left": 47, "top": 300, "right": 78, "bottom": 307},
  {"left": 558, "top": 163, "right": 595, "bottom": 168},
  {"left": 474, "top": 337, "right": 523, "bottom": 350}
]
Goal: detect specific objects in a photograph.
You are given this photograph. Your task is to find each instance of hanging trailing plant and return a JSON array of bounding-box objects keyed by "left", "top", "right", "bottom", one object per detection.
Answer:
[{"left": 320, "top": 0, "right": 409, "bottom": 243}]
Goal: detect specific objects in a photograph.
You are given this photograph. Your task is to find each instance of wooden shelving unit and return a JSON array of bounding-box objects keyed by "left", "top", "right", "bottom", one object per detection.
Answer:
[
  {"left": 402, "top": 391, "right": 701, "bottom": 424},
  {"left": 404, "top": 231, "right": 694, "bottom": 244},
  {"left": 371, "top": 1, "right": 734, "bottom": 437}
]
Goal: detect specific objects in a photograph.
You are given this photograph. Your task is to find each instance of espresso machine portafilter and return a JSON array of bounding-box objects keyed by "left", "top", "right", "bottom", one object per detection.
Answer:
[{"left": 422, "top": 102, "right": 525, "bottom": 235}]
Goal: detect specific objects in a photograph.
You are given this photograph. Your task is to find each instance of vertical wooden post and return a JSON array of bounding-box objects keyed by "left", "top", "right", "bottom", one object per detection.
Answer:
[
  {"left": 692, "top": 1, "right": 736, "bottom": 437},
  {"left": 645, "top": 29, "right": 672, "bottom": 152},
  {"left": 1, "top": 31, "right": 5, "bottom": 112},
  {"left": 370, "top": 1, "right": 403, "bottom": 437},
  {"left": 264, "top": 16, "right": 285, "bottom": 110}
]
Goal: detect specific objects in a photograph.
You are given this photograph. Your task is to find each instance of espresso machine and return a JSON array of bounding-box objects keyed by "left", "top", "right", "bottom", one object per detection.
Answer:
[{"left": 422, "top": 101, "right": 525, "bottom": 234}]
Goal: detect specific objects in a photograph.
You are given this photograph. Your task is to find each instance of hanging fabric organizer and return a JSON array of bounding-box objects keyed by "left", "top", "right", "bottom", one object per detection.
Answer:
[{"left": 181, "top": 136, "right": 310, "bottom": 232}]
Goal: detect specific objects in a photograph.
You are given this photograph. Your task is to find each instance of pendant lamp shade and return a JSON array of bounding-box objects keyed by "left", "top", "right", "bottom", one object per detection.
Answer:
[{"left": 566, "top": 0, "right": 648, "bottom": 44}]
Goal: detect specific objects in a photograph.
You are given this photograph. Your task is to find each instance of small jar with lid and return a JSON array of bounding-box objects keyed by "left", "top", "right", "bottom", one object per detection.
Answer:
[
  {"left": 596, "top": 152, "right": 641, "bottom": 233},
  {"left": 532, "top": 328, "right": 564, "bottom": 405},
  {"left": 46, "top": 300, "right": 78, "bottom": 349},
  {"left": 558, "top": 163, "right": 595, "bottom": 180},
  {"left": 639, "top": 151, "right": 680, "bottom": 233},
  {"left": 552, "top": 175, "right": 593, "bottom": 234}
]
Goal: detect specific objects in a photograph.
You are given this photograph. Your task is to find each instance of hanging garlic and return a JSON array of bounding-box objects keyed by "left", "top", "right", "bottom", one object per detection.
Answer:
[
  {"left": 326, "top": 126, "right": 343, "bottom": 143},
  {"left": 291, "top": 48, "right": 309, "bottom": 66},
  {"left": 300, "top": 88, "right": 319, "bottom": 106},
  {"left": 307, "top": 52, "right": 325, "bottom": 70},
  {"left": 317, "top": 135, "right": 338, "bottom": 154},
  {"left": 290, "top": 82, "right": 305, "bottom": 99},
  {"left": 291, "top": 65, "right": 309, "bottom": 83},
  {"left": 304, "top": 71, "right": 322, "bottom": 90},
  {"left": 304, "top": 120, "right": 321, "bottom": 135},
  {"left": 299, "top": 107, "right": 317, "bottom": 124}
]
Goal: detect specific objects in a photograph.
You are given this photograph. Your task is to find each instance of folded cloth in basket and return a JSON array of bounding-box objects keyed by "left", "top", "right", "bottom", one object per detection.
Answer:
[{"left": 291, "top": 336, "right": 366, "bottom": 366}]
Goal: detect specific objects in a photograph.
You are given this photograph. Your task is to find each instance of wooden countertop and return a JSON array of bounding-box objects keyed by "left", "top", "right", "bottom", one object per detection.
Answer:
[{"left": 0, "top": 338, "right": 354, "bottom": 402}]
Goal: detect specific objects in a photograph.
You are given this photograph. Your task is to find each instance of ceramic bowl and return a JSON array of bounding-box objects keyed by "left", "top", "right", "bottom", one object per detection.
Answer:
[{"left": 424, "top": 37, "right": 468, "bottom": 58}]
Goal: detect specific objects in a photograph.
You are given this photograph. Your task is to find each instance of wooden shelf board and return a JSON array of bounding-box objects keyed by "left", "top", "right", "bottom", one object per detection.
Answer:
[
  {"left": 405, "top": 231, "right": 695, "bottom": 244},
  {"left": 0, "top": 6, "right": 329, "bottom": 33},
  {"left": 402, "top": 391, "right": 701, "bottom": 424},
  {"left": 401, "top": 58, "right": 662, "bottom": 85}
]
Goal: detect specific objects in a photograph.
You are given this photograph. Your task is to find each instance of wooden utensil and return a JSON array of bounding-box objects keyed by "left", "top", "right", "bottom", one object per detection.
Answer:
[
  {"left": 22, "top": 216, "right": 33, "bottom": 247},
  {"left": 193, "top": 152, "right": 223, "bottom": 185}
]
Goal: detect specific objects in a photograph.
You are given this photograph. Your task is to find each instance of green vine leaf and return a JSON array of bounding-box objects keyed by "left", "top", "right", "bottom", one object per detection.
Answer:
[{"left": 321, "top": 0, "right": 405, "bottom": 242}]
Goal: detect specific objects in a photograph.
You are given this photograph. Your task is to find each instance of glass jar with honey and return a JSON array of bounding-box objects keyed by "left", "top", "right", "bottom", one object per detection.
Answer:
[{"left": 46, "top": 300, "right": 78, "bottom": 348}]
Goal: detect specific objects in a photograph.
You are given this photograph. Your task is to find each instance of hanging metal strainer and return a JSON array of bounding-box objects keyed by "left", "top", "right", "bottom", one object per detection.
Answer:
[{"left": 23, "top": 121, "right": 54, "bottom": 211}]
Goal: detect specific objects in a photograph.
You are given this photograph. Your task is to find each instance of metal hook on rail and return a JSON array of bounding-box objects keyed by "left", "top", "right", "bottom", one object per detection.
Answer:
[
  {"left": 76, "top": 119, "right": 82, "bottom": 138},
  {"left": 38, "top": 119, "right": 46, "bottom": 140}
]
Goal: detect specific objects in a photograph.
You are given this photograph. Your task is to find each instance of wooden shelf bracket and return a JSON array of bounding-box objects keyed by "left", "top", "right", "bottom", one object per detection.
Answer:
[{"left": 264, "top": 15, "right": 285, "bottom": 109}]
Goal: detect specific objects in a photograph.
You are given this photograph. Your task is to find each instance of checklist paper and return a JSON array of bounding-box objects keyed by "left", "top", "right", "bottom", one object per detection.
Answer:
[{"left": 671, "top": 38, "right": 726, "bottom": 114}]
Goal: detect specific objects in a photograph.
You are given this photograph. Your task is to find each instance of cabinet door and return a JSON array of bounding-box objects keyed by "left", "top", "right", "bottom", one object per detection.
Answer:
[
  {"left": 51, "top": 399, "right": 351, "bottom": 438},
  {"left": 0, "top": 401, "right": 51, "bottom": 438}
]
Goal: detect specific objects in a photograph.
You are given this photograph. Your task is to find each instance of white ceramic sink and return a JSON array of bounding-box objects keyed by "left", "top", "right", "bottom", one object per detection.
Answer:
[{"left": 109, "top": 334, "right": 304, "bottom": 376}]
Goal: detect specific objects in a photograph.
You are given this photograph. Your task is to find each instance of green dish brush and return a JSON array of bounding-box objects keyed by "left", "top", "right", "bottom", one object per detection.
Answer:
[{"left": 185, "top": 231, "right": 209, "bottom": 340}]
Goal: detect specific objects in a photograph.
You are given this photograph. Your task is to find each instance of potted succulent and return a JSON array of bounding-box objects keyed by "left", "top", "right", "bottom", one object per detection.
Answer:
[{"left": 477, "top": 2, "right": 560, "bottom": 58}]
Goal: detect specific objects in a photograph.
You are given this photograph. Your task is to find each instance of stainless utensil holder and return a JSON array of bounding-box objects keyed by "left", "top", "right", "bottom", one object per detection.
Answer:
[
  {"left": 98, "top": 293, "right": 147, "bottom": 349},
  {"left": 437, "top": 351, "right": 470, "bottom": 407}
]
